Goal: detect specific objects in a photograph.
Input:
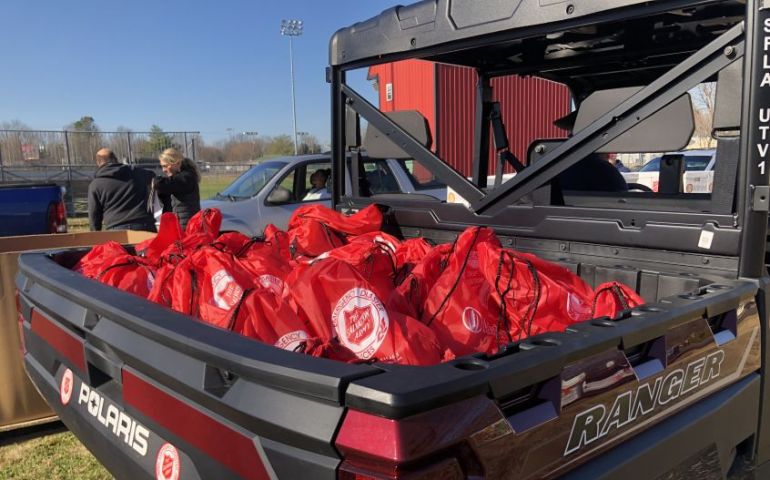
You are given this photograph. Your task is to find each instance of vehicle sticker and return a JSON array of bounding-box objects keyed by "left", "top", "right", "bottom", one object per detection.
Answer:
[
  {"left": 698, "top": 229, "right": 714, "bottom": 250},
  {"left": 564, "top": 349, "right": 724, "bottom": 456},
  {"left": 76, "top": 381, "right": 151, "bottom": 456},
  {"left": 60, "top": 368, "right": 74, "bottom": 405},
  {"left": 155, "top": 443, "right": 181, "bottom": 480}
]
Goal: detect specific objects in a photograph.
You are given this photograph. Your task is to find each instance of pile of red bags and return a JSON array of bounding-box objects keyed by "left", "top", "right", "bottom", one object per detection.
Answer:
[{"left": 74, "top": 205, "right": 644, "bottom": 366}]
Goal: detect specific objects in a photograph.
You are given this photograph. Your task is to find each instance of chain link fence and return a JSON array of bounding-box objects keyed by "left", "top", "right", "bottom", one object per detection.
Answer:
[{"left": 0, "top": 129, "right": 221, "bottom": 217}]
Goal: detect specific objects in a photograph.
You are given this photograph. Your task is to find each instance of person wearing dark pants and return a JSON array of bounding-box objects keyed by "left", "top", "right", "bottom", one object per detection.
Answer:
[
  {"left": 154, "top": 148, "right": 201, "bottom": 231},
  {"left": 88, "top": 148, "right": 156, "bottom": 232}
]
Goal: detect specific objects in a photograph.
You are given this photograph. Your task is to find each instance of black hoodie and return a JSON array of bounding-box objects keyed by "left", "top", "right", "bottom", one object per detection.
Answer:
[{"left": 88, "top": 163, "right": 155, "bottom": 230}]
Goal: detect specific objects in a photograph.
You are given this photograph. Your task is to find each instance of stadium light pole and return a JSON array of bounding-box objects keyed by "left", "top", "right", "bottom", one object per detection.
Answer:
[{"left": 280, "top": 19, "right": 303, "bottom": 156}]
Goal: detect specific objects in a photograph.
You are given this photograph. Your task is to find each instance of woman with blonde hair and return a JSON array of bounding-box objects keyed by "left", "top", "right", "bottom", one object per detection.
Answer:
[{"left": 153, "top": 147, "right": 201, "bottom": 229}]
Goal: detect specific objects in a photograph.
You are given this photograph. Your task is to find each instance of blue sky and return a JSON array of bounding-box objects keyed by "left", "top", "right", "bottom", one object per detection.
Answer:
[{"left": 0, "top": 0, "right": 401, "bottom": 145}]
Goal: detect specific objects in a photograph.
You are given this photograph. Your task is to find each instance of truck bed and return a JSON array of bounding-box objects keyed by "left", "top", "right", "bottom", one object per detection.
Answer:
[{"left": 16, "top": 239, "right": 762, "bottom": 479}]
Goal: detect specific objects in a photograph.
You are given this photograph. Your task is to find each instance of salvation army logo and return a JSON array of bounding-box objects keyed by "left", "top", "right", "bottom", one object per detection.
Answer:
[
  {"left": 60, "top": 368, "right": 74, "bottom": 405},
  {"left": 462, "top": 307, "right": 483, "bottom": 334},
  {"left": 155, "top": 443, "right": 181, "bottom": 480},
  {"left": 258, "top": 274, "right": 284, "bottom": 296},
  {"left": 274, "top": 330, "right": 309, "bottom": 351},
  {"left": 211, "top": 269, "right": 244, "bottom": 309},
  {"left": 332, "top": 288, "right": 389, "bottom": 359}
]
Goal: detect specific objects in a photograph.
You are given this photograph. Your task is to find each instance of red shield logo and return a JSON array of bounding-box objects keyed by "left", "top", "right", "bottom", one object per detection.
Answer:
[
  {"left": 155, "top": 443, "right": 180, "bottom": 480},
  {"left": 60, "top": 368, "right": 74, "bottom": 405},
  {"left": 344, "top": 305, "right": 374, "bottom": 345}
]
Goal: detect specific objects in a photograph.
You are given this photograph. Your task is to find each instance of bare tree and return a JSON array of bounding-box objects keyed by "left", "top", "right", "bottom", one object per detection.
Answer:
[{"left": 689, "top": 83, "right": 717, "bottom": 149}]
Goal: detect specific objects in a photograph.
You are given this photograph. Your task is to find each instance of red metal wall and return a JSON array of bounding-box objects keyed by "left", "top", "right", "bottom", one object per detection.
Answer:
[
  {"left": 368, "top": 60, "right": 571, "bottom": 177},
  {"left": 437, "top": 65, "right": 571, "bottom": 176},
  {"left": 368, "top": 60, "right": 436, "bottom": 146}
]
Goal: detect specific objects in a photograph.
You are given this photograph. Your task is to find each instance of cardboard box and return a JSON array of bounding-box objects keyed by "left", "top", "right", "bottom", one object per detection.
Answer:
[{"left": 0, "top": 230, "right": 155, "bottom": 432}]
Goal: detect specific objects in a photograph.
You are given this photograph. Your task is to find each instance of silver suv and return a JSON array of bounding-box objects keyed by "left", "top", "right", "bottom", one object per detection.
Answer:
[{"left": 202, "top": 154, "right": 446, "bottom": 236}]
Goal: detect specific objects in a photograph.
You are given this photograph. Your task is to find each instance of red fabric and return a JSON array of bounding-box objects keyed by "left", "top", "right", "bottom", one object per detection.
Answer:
[
  {"left": 135, "top": 213, "right": 182, "bottom": 263},
  {"left": 592, "top": 282, "right": 645, "bottom": 318},
  {"left": 421, "top": 227, "right": 504, "bottom": 356},
  {"left": 214, "top": 232, "right": 252, "bottom": 256},
  {"left": 237, "top": 249, "right": 292, "bottom": 298},
  {"left": 476, "top": 243, "right": 595, "bottom": 340},
  {"left": 95, "top": 254, "right": 156, "bottom": 298},
  {"left": 391, "top": 243, "right": 452, "bottom": 319},
  {"left": 288, "top": 204, "right": 383, "bottom": 236},
  {"left": 288, "top": 219, "right": 348, "bottom": 258},
  {"left": 324, "top": 239, "right": 398, "bottom": 299},
  {"left": 74, "top": 241, "right": 129, "bottom": 278},
  {"left": 286, "top": 257, "right": 443, "bottom": 365},
  {"left": 161, "top": 247, "right": 255, "bottom": 328},
  {"left": 185, "top": 208, "right": 222, "bottom": 241},
  {"left": 229, "top": 288, "right": 314, "bottom": 352}
]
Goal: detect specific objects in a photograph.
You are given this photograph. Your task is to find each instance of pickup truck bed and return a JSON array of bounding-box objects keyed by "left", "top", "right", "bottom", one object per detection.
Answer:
[{"left": 16, "top": 241, "right": 762, "bottom": 479}]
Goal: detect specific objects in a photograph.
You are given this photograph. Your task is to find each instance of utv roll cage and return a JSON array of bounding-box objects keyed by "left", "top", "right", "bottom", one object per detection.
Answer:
[{"left": 328, "top": 0, "right": 769, "bottom": 280}]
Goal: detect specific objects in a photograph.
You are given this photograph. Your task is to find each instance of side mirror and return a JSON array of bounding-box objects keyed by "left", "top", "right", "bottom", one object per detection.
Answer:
[{"left": 266, "top": 186, "right": 291, "bottom": 204}]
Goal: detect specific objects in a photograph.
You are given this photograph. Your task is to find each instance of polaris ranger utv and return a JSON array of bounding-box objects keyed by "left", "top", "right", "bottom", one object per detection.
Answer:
[{"left": 16, "top": 0, "right": 770, "bottom": 478}]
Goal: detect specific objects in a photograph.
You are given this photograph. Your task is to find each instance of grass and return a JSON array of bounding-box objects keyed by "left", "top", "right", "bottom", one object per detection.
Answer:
[
  {"left": 199, "top": 175, "right": 238, "bottom": 200},
  {"left": 0, "top": 427, "right": 110, "bottom": 480}
]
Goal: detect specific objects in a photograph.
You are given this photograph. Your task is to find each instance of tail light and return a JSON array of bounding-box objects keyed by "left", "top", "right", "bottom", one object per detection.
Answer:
[
  {"left": 335, "top": 396, "right": 501, "bottom": 479},
  {"left": 47, "top": 188, "right": 67, "bottom": 233}
]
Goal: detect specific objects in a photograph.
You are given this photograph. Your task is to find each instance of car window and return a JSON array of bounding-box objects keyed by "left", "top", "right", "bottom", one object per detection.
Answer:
[
  {"left": 639, "top": 157, "right": 661, "bottom": 172},
  {"left": 683, "top": 155, "right": 712, "bottom": 171},
  {"left": 220, "top": 161, "right": 286, "bottom": 199},
  {"left": 363, "top": 159, "right": 400, "bottom": 194},
  {"left": 397, "top": 159, "right": 446, "bottom": 190},
  {"left": 300, "top": 162, "right": 332, "bottom": 202}
]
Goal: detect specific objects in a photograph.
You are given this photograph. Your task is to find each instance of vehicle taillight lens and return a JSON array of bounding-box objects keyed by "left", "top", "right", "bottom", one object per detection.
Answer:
[
  {"left": 335, "top": 396, "right": 500, "bottom": 479},
  {"left": 47, "top": 199, "right": 67, "bottom": 234}
]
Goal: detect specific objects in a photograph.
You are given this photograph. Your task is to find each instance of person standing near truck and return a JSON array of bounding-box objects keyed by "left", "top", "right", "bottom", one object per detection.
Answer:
[
  {"left": 154, "top": 147, "right": 201, "bottom": 230},
  {"left": 88, "top": 148, "right": 156, "bottom": 232}
]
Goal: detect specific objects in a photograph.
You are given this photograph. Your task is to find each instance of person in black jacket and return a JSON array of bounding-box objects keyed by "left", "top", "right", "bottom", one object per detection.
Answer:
[
  {"left": 88, "top": 148, "right": 156, "bottom": 232},
  {"left": 154, "top": 147, "right": 201, "bottom": 230}
]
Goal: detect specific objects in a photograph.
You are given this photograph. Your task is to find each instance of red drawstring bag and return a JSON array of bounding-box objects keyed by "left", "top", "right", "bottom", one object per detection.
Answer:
[
  {"left": 74, "top": 241, "right": 129, "bottom": 278},
  {"left": 476, "top": 243, "right": 596, "bottom": 340},
  {"left": 147, "top": 260, "right": 182, "bottom": 307},
  {"left": 264, "top": 224, "right": 292, "bottom": 261},
  {"left": 324, "top": 239, "right": 398, "bottom": 299},
  {"left": 286, "top": 257, "right": 443, "bottom": 365},
  {"left": 288, "top": 204, "right": 383, "bottom": 236},
  {"left": 237, "top": 249, "right": 292, "bottom": 297},
  {"left": 592, "top": 282, "right": 645, "bottom": 318},
  {"left": 421, "top": 227, "right": 505, "bottom": 356},
  {"left": 391, "top": 243, "right": 452, "bottom": 319},
  {"left": 161, "top": 247, "right": 255, "bottom": 328},
  {"left": 228, "top": 288, "right": 314, "bottom": 353},
  {"left": 185, "top": 208, "right": 222, "bottom": 241},
  {"left": 394, "top": 238, "right": 433, "bottom": 271},
  {"left": 214, "top": 232, "right": 252, "bottom": 256},
  {"left": 288, "top": 219, "right": 348, "bottom": 258},
  {"left": 135, "top": 213, "right": 182, "bottom": 264},
  {"left": 95, "top": 254, "right": 157, "bottom": 298}
]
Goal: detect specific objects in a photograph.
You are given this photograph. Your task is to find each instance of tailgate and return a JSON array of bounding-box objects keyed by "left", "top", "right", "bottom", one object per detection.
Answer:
[{"left": 17, "top": 251, "right": 380, "bottom": 479}]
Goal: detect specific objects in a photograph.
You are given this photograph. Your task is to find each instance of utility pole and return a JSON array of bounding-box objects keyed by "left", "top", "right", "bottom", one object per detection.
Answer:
[{"left": 281, "top": 19, "right": 303, "bottom": 155}]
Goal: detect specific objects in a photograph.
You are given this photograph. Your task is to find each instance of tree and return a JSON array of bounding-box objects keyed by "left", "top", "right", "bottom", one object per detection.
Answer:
[
  {"left": 264, "top": 134, "right": 295, "bottom": 157},
  {"left": 65, "top": 116, "right": 102, "bottom": 165},
  {"left": 689, "top": 83, "right": 717, "bottom": 149},
  {"left": 298, "top": 133, "right": 323, "bottom": 155},
  {"left": 139, "top": 125, "right": 181, "bottom": 158},
  {"left": 67, "top": 116, "right": 99, "bottom": 132}
]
